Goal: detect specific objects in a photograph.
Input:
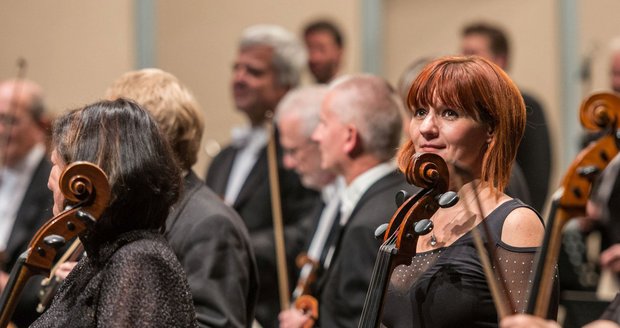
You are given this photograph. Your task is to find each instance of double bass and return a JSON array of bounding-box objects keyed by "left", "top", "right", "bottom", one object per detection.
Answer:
[{"left": 0, "top": 162, "right": 110, "bottom": 328}]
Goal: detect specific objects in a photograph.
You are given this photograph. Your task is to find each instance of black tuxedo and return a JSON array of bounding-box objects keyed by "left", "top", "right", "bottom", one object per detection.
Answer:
[
  {"left": 166, "top": 171, "right": 258, "bottom": 328},
  {"left": 206, "top": 138, "right": 319, "bottom": 327},
  {"left": 5, "top": 156, "right": 54, "bottom": 327},
  {"left": 317, "top": 170, "right": 419, "bottom": 328}
]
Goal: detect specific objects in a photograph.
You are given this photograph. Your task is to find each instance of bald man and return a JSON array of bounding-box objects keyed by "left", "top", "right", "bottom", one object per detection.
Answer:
[{"left": 0, "top": 79, "right": 54, "bottom": 327}]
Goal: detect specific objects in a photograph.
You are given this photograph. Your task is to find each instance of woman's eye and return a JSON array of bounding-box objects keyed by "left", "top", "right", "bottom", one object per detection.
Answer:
[
  {"left": 442, "top": 109, "right": 459, "bottom": 119},
  {"left": 413, "top": 108, "right": 427, "bottom": 118}
]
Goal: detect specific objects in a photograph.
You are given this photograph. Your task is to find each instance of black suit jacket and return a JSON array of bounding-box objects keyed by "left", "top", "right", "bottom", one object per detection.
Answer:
[
  {"left": 166, "top": 171, "right": 259, "bottom": 328},
  {"left": 516, "top": 92, "right": 552, "bottom": 212},
  {"left": 206, "top": 139, "right": 319, "bottom": 328},
  {"left": 317, "top": 169, "right": 419, "bottom": 328},
  {"left": 5, "top": 156, "right": 54, "bottom": 327}
]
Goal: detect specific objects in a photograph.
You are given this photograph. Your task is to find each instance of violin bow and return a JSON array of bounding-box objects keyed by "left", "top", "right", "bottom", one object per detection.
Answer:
[
  {"left": 452, "top": 164, "right": 515, "bottom": 319},
  {"left": 0, "top": 58, "right": 27, "bottom": 174},
  {"left": 264, "top": 110, "right": 290, "bottom": 310}
]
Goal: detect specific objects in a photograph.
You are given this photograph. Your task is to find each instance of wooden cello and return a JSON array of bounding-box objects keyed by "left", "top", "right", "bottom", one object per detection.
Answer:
[
  {"left": 527, "top": 92, "right": 620, "bottom": 317},
  {"left": 358, "top": 152, "right": 455, "bottom": 328},
  {"left": 0, "top": 162, "right": 110, "bottom": 328}
]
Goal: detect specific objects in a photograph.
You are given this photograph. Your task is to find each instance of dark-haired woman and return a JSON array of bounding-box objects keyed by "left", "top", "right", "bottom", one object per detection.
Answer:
[{"left": 31, "top": 99, "right": 197, "bottom": 327}]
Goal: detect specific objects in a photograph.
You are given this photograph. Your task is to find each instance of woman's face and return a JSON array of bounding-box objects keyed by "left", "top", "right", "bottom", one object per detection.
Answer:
[
  {"left": 409, "top": 101, "right": 490, "bottom": 176},
  {"left": 47, "top": 150, "right": 66, "bottom": 216}
]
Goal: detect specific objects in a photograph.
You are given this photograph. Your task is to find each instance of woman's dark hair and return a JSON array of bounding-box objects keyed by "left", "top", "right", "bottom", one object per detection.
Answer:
[{"left": 52, "top": 98, "right": 181, "bottom": 239}]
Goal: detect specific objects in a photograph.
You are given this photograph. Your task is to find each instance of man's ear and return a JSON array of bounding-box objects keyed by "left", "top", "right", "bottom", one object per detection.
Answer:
[{"left": 343, "top": 124, "right": 362, "bottom": 157}]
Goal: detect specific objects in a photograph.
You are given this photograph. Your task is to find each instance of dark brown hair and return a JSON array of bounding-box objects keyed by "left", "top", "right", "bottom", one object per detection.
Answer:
[{"left": 53, "top": 98, "right": 181, "bottom": 239}]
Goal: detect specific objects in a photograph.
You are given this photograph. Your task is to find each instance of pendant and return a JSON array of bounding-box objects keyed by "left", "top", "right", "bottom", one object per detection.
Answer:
[{"left": 430, "top": 233, "right": 437, "bottom": 246}]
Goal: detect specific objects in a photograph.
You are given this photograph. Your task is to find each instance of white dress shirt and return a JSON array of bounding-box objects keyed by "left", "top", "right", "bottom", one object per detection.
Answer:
[
  {"left": 224, "top": 126, "right": 269, "bottom": 206},
  {"left": 0, "top": 144, "right": 46, "bottom": 250}
]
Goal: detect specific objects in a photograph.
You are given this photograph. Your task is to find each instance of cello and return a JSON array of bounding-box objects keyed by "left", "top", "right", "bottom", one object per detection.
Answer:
[
  {"left": 358, "top": 152, "right": 456, "bottom": 328},
  {"left": 527, "top": 92, "right": 620, "bottom": 317},
  {"left": 0, "top": 162, "right": 110, "bottom": 328}
]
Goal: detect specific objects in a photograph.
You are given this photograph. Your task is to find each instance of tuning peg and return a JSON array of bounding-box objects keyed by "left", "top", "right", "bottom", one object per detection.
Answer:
[
  {"left": 577, "top": 165, "right": 599, "bottom": 179},
  {"left": 414, "top": 219, "right": 434, "bottom": 235},
  {"left": 437, "top": 191, "right": 459, "bottom": 208},
  {"left": 76, "top": 210, "right": 97, "bottom": 224},
  {"left": 43, "top": 235, "right": 66, "bottom": 249},
  {"left": 374, "top": 223, "right": 389, "bottom": 240},
  {"left": 395, "top": 190, "right": 410, "bottom": 207}
]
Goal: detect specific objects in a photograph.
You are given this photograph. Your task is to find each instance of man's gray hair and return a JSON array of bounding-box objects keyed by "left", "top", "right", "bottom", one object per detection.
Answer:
[
  {"left": 328, "top": 74, "right": 403, "bottom": 161},
  {"left": 274, "top": 85, "right": 328, "bottom": 137},
  {"left": 240, "top": 24, "right": 307, "bottom": 88}
]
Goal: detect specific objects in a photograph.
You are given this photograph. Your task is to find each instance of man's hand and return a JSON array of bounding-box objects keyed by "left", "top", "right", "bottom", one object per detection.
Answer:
[
  {"left": 54, "top": 261, "right": 77, "bottom": 280},
  {"left": 279, "top": 308, "right": 312, "bottom": 328}
]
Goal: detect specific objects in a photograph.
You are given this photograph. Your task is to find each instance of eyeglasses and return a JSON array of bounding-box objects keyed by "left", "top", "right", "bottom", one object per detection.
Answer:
[{"left": 282, "top": 139, "right": 317, "bottom": 158}]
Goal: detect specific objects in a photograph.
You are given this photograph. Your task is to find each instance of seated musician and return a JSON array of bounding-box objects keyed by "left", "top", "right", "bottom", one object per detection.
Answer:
[
  {"left": 274, "top": 86, "right": 343, "bottom": 323},
  {"left": 381, "top": 55, "right": 555, "bottom": 327},
  {"left": 106, "top": 68, "right": 259, "bottom": 328},
  {"left": 30, "top": 99, "right": 197, "bottom": 327},
  {"left": 280, "top": 74, "right": 419, "bottom": 327}
]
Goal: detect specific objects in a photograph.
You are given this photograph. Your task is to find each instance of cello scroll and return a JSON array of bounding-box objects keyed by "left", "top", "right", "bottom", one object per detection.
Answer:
[
  {"left": 528, "top": 92, "right": 620, "bottom": 317},
  {"left": 0, "top": 162, "right": 110, "bottom": 328},
  {"left": 358, "top": 152, "right": 454, "bottom": 328}
]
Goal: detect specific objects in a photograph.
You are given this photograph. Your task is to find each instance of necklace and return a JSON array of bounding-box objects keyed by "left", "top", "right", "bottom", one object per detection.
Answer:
[{"left": 429, "top": 183, "right": 483, "bottom": 247}]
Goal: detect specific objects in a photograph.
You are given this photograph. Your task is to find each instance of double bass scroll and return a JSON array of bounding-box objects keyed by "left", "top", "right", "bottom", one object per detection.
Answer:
[{"left": 0, "top": 162, "right": 110, "bottom": 328}]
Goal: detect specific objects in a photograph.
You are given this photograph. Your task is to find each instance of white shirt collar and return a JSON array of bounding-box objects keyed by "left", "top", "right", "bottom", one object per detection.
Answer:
[
  {"left": 230, "top": 125, "right": 268, "bottom": 149},
  {"left": 321, "top": 176, "right": 345, "bottom": 204},
  {"left": 339, "top": 161, "right": 396, "bottom": 225}
]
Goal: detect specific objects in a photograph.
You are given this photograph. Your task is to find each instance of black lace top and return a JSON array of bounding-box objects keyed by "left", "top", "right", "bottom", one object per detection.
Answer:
[
  {"left": 381, "top": 199, "right": 553, "bottom": 328},
  {"left": 30, "top": 230, "right": 197, "bottom": 328}
]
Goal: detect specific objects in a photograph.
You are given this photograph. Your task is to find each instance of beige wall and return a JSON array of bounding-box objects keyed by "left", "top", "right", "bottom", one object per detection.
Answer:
[
  {"left": 581, "top": 0, "right": 620, "bottom": 94},
  {"left": 2, "top": 1, "right": 620, "bottom": 187},
  {"left": 0, "top": 1, "right": 134, "bottom": 113}
]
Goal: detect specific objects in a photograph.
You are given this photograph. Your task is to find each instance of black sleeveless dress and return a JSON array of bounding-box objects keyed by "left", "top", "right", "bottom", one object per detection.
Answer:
[{"left": 380, "top": 199, "right": 552, "bottom": 328}]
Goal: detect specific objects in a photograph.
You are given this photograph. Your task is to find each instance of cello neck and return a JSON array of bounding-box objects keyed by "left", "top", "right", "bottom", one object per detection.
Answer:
[
  {"left": 0, "top": 252, "right": 34, "bottom": 328},
  {"left": 526, "top": 197, "right": 560, "bottom": 316},
  {"left": 358, "top": 241, "right": 401, "bottom": 328}
]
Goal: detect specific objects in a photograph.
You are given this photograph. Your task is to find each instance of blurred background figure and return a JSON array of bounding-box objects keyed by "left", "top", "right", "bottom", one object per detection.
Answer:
[
  {"left": 205, "top": 24, "right": 318, "bottom": 328},
  {"left": 0, "top": 79, "right": 53, "bottom": 327},
  {"left": 461, "top": 21, "right": 552, "bottom": 213},
  {"left": 107, "top": 68, "right": 259, "bottom": 328},
  {"left": 303, "top": 19, "right": 345, "bottom": 84},
  {"left": 501, "top": 151, "right": 620, "bottom": 328},
  {"left": 274, "top": 86, "right": 345, "bottom": 327}
]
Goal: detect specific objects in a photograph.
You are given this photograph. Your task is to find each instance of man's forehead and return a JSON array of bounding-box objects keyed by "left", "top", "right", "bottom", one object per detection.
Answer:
[
  {"left": 238, "top": 45, "right": 274, "bottom": 64},
  {"left": 0, "top": 92, "right": 31, "bottom": 114}
]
